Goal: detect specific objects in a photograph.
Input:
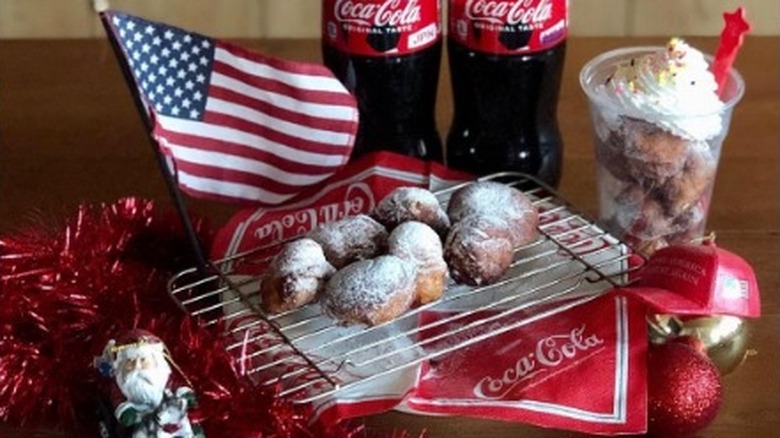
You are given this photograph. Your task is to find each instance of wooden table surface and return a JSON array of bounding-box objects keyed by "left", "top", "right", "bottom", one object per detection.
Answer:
[{"left": 1, "top": 37, "right": 777, "bottom": 437}]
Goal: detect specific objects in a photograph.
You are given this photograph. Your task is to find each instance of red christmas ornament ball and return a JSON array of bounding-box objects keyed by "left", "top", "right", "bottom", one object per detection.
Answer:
[{"left": 647, "top": 340, "right": 723, "bottom": 437}]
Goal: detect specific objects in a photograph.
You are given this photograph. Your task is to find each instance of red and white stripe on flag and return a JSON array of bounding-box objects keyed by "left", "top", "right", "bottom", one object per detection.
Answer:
[{"left": 103, "top": 11, "right": 358, "bottom": 205}]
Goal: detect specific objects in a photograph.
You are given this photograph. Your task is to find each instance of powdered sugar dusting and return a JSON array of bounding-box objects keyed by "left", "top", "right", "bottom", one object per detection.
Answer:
[
  {"left": 308, "top": 214, "right": 388, "bottom": 268},
  {"left": 388, "top": 186, "right": 439, "bottom": 208},
  {"left": 447, "top": 181, "right": 538, "bottom": 246},
  {"left": 272, "top": 238, "right": 334, "bottom": 277},
  {"left": 444, "top": 215, "right": 514, "bottom": 286},
  {"left": 448, "top": 181, "right": 534, "bottom": 223},
  {"left": 446, "top": 214, "right": 510, "bottom": 249},
  {"left": 372, "top": 187, "right": 450, "bottom": 233},
  {"left": 322, "top": 255, "right": 415, "bottom": 324},
  {"left": 260, "top": 238, "right": 335, "bottom": 312},
  {"left": 388, "top": 221, "right": 446, "bottom": 274}
]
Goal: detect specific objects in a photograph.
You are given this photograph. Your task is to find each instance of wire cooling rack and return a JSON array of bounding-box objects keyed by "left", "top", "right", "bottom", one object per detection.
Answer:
[{"left": 168, "top": 173, "right": 644, "bottom": 404}]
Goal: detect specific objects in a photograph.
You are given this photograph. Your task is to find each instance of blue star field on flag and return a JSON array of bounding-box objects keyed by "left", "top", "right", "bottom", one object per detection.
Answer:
[{"left": 112, "top": 13, "right": 214, "bottom": 120}]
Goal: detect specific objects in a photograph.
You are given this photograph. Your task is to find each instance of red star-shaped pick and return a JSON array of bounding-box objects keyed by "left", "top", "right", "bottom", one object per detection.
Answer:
[{"left": 712, "top": 7, "right": 751, "bottom": 95}]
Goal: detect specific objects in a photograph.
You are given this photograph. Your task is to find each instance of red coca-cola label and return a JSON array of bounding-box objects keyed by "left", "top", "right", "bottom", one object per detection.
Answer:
[
  {"left": 322, "top": 0, "right": 442, "bottom": 56},
  {"left": 448, "top": 0, "right": 567, "bottom": 54}
]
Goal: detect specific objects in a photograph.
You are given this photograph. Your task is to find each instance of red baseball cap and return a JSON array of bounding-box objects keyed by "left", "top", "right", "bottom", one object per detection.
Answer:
[{"left": 626, "top": 243, "right": 760, "bottom": 318}]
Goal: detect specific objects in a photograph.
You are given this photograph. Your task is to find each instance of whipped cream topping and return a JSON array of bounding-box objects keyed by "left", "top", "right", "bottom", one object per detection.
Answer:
[{"left": 602, "top": 38, "right": 725, "bottom": 140}]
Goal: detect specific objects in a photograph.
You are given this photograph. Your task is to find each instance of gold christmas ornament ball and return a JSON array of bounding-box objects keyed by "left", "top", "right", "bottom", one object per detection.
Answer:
[{"left": 648, "top": 314, "right": 750, "bottom": 376}]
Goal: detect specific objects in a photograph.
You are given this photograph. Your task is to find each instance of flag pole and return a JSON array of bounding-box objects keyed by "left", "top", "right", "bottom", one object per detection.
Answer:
[{"left": 99, "top": 13, "right": 210, "bottom": 276}]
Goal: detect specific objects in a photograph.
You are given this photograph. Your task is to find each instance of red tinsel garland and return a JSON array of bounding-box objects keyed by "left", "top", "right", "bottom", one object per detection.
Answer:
[{"left": 0, "top": 198, "right": 364, "bottom": 437}]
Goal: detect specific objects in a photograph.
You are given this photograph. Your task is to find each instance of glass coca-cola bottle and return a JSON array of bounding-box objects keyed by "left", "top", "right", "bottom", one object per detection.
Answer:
[
  {"left": 322, "top": 0, "right": 443, "bottom": 162},
  {"left": 446, "top": 0, "right": 568, "bottom": 186}
]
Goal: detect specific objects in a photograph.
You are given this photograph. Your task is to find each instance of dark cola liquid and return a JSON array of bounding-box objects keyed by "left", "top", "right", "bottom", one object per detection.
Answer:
[
  {"left": 323, "top": 41, "right": 443, "bottom": 161},
  {"left": 446, "top": 39, "right": 566, "bottom": 187}
]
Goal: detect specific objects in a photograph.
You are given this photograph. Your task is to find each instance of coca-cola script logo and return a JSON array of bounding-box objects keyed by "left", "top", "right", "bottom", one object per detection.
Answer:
[
  {"left": 252, "top": 182, "right": 375, "bottom": 244},
  {"left": 334, "top": 0, "right": 422, "bottom": 27},
  {"left": 473, "top": 325, "right": 604, "bottom": 400},
  {"left": 539, "top": 210, "right": 611, "bottom": 256},
  {"left": 465, "top": 0, "right": 553, "bottom": 25}
]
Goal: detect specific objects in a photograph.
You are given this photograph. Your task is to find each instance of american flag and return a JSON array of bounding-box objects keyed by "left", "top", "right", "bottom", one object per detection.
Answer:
[{"left": 102, "top": 11, "right": 359, "bottom": 205}]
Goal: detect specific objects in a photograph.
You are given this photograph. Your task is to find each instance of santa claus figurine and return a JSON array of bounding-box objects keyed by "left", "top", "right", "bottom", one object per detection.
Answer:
[{"left": 97, "top": 329, "right": 205, "bottom": 438}]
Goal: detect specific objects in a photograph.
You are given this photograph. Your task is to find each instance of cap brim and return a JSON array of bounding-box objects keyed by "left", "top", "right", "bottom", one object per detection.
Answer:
[{"left": 625, "top": 286, "right": 711, "bottom": 315}]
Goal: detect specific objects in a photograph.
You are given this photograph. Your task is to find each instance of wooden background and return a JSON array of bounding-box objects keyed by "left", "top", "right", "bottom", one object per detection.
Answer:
[{"left": 1, "top": 0, "right": 778, "bottom": 39}]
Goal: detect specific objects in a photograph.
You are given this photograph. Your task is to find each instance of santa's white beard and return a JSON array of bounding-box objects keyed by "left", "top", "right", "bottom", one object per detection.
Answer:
[{"left": 118, "top": 366, "right": 171, "bottom": 408}]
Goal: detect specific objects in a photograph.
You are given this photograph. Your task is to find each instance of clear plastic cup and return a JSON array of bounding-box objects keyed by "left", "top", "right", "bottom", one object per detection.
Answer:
[{"left": 579, "top": 46, "right": 744, "bottom": 255}]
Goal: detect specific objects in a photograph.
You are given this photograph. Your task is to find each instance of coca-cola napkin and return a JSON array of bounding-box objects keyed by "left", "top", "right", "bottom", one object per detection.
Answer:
[
  {"left": 402, "top": 292, "right": 648, "bottom": 435},
  {"left": 211, "top": 152, "right": 650, "bottom": 435},
  {"left": 211, "top": 151, "right": 471, "bottom": 264}
]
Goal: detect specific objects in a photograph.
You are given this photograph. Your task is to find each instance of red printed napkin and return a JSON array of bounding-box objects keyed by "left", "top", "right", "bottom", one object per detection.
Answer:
[
  {"left": 403, "top": 292, "right": 648, "bottom": 435},
  {"left": 212, "top": 151, "right": 471, "bottom": 264}
]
